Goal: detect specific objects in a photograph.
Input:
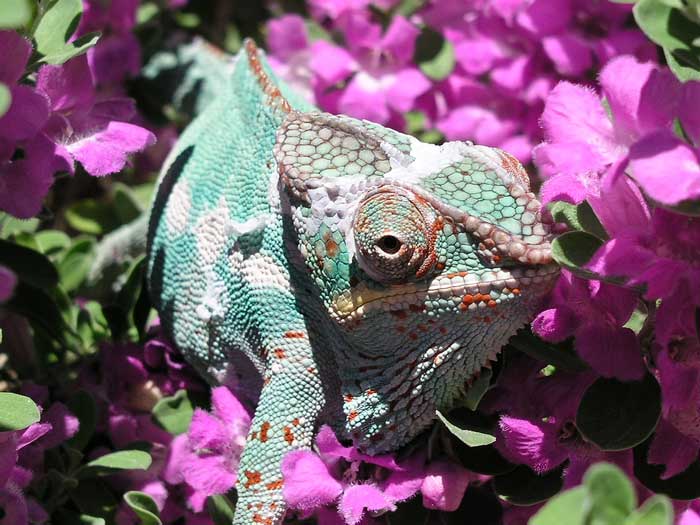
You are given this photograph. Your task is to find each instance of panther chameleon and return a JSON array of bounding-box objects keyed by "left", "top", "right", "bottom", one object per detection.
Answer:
[{"left": 144, "top": 39, "right": 559, "bottom": 524}]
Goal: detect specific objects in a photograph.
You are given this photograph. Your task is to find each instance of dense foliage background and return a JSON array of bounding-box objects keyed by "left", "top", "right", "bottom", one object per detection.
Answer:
[{"left": 2, "top": 0, "right": 700, "bottom": 524}]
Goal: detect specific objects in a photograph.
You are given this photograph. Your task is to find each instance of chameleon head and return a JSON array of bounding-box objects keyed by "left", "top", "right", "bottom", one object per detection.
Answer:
[{"left": 275, "top": 111, "right": 559, "bottom": 453}]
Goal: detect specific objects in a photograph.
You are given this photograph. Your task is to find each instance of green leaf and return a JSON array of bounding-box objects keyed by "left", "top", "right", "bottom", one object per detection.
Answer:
[
  {"left": 634, "top": 0, "right": 700, "bottom": 80},
  {"left": 551, "top": 231, "right": 603, "bottom": 273},
  {"left": 0, "top": 239, "right": 59, "bottom": 288},
  {"left": 123, "top": 492, "right": 162, "bottom": 525},
  {"left": 79, "top": 450, "right": 152, "bottom": 478},
  {"left": 0, "top": 83, "right": 11, "bottom": 118},
  {"left": 624, "top": 495, "right": 673, "bottom": 525},
  {"left": 437, "top": 409, "right": 496, "bottom": 447},
  {"left": 0, "top": 392, "right": 40, "bottom": 431},
  {"left": 548, "top": 201, "right": 607, "bottom": 239},
  {"left": 38, "top": 31, "right": 100, "bottom": 65},
  {"left": 493, "top": 464, "right": 564, "bottom": 506},
  {"left": 152, "top": 390, "right": 194, "bottom": 435},
  {"left": 35, "top": 230, "right": 71, "bottom": 256},
  {"left": 57, "top": 238, "right": 95, "bottom": 292},
  {"left": 67, "top": 390, "right": 97, "bottom": 450},
  {"left": 0, "top": 0, "right": 32, "bottom": 28},
  {"left": 666, "top": 47, "right": 700, "bottom": 81},
  {"left": 0, "top": 213, "right": 39, "bottom": 238},
  {"left": 33, "top": 0, "right": 82, "bottom": 54},
  {"left": 576, "top": 374, "right": 661, "bottom": 451},
  {"left": 65, "top": 199, "right": 119, "bottom": 235},
  {"left": 414, "top": 26, "right": 455, "bottom": 80},
  {"left": 113, "top": 182, "right": 145, "bottom": 224},
  {"left": 634, "top": 438, "right": 700, "bottom": 499},
  {"left": 584, "top": 463, "right": 637, "bottom": 524},
  {"left": 206, "top": 494, "right": 237, "bottom": 525},
  {"left": 529, "top": 486, "right": 587, "bottom": 525},
  {"left": 463, "top": 368, "right": 493, "bottom": 410}
]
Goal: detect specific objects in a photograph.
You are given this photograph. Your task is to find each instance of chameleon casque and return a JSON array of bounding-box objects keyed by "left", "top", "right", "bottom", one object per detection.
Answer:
[{"left": 145, "top": 39, "right": 559, "bottom": 524}]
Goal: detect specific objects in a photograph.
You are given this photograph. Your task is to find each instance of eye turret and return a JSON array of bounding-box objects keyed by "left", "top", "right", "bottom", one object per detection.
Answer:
[{"left": 352, "top": 190, "right": 431, "bottom": 282}]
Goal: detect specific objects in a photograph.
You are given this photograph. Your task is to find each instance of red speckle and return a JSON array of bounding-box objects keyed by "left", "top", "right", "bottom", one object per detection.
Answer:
[
  {"left": 487, "top": 300, "right": 497, "bottom": 308},
  {"left": 244, "top": 470, "right": 262, "bottom": 488},
  {"left": 274, "top": 348, "right": 286, "bottom": 359},
  {"left": 283, "top": 426, "right": 294, "bottom": 445},
  {"left": 284, "top": 331, "right": 306, "bottom": 339},
  {"left": 366, "top": 389, "right": 377, "bottom": 395},
  {"left": 512, "top": 288, "right": 521, "bottom": 295},
  {"left": 292, "top": 418, "right": 300, "bottom": 426},
  {"left": 390, "top": 310, "right": 408, "bottom": 320},
  {"left": 344, "top": 394, "right": 354, "bottom": 402},
  {"left": 260, "top": 422, "right": 271, "bottom": 443},
  {"left": 266, "top": 480, "right": 284, "bottom": 491},
  {"left": 462, "top": 294, "right": 474, "bottom": 305},
  {"left": 348, "top": 410, "right": 358, "bottom": 421},
  {"left": 408, "top": 332, "right": 418, "bottom": 340},
  {"left": 252, "top": 514, "right": 273, "bottom": 525}
]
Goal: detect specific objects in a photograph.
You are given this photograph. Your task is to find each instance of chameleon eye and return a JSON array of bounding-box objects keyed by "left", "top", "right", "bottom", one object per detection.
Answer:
[{"left": 353, "top": 190, "right": 430, "bottom": 282}]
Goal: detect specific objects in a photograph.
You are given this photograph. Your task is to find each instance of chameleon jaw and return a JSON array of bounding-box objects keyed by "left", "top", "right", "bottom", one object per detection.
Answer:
[{"left": 331, "top": 263, "right": 560, "bottom": 322}]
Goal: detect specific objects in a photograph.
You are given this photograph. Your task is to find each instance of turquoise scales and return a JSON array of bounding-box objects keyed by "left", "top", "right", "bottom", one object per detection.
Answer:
[{"left": 146, "top": 40, "right": 559, "bottom": 524}]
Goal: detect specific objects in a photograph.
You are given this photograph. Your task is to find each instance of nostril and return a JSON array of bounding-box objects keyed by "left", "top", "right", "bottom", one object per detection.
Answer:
[{"left": 376, "top": 235, "right": 402, "bottom": 255}]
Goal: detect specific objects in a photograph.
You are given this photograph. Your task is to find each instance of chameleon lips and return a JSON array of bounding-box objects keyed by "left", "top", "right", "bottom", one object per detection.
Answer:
[{"left": 331, "top": 262, "right": 560, "bottom": 321}]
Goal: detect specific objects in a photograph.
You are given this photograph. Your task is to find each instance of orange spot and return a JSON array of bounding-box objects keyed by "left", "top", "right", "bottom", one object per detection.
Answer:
[
  {"left": 260, "top": 422, "right": 271, "bottom": 443},
  {"left": 284, "top": 331, "right": 306, "bottom": 339},
  {"left": 488, "top": 300, "right": 497, "bottom": 308},
  {"left": 307, "top": 366, "right": 316, "bottom": 374},
  {"left": 292, "top": 418, "right": 300, "bottom": 426},
  {"left": 348, "top": 410, "right": 358, "bottom": 421},
  {"left": 493, "top": 255, "right": 501, "bottom": 263},
  {"left": 417, "top": 324, "right": 428, "bottom": 332},
  {"left": 274, "top": 348, "right": 286, "bottom": 359},
  {"left": 284, "top": 426, "right": 294, "bottom": 445},
  {"left": 435, "top": 261, "right": 445, "bottom": 271},
  {"left": 244, "top": 470, "right": 262, "bottom": 489},
  {"left": 462, "top": 294, "right": 474, "bottom": 305},
  {"left": 344, "top": 394, "right": 354, "bottom": 402},
  {"left": 251, "top": 431, "right": 258, "bottom": 440},
  {"left": 266, "top": 480, "right": 284, "bottom": 491},
  {"left": 458, "top": 303, "right": 468, "bottom": 312},
  {"left": 253, "top": 514, "right": 273, "bottom": 525},
  {"left": 366, "top": 389, "right": 377, "bottom": 395},
  {"left": 512, "top": 288, "right": 521, "bottom": 295},
  {"left": 325, "top": 237, "right": 338, "bottom": 257}
]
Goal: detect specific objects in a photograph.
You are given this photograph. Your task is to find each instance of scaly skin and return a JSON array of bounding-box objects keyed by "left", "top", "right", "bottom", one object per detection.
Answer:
[{"left": 146, "top": 40, "right": 559, "bottom": 525}]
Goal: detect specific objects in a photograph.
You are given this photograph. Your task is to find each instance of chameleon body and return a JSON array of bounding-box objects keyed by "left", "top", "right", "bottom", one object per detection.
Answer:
[{"left": 146, "top": 40, "right": 559, "bottom": 524}]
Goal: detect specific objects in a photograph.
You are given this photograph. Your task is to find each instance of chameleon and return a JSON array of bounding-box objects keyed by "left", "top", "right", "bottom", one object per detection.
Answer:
[{"left": 144, "top": 39, "right": 559, "bottom": 524}]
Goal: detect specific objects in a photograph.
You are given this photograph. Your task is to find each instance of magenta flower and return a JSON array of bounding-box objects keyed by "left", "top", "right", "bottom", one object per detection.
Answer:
[
  {"left": 535, "top": 55, "right": 700, "bottom": 207},
  {"left": 532, "top": 270, "right": 645, "bottom": 381},
  {"left": 36, "top": 55, "right": 155, "bottom": 177},
  {"left": 281, "top": 425, "right": 469, "bottom": 524},
  {"left": 163, "top": 387, "right": 251, "bottom": 512}
]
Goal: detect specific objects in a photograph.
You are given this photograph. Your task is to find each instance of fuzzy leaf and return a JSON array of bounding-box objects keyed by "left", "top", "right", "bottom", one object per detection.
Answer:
[
  {"left": 151, "top": 390, "right": 194, "bottom": 435},
  {"left": 437, "top": 409, "right": 496, "bottom": 447},
  {"left": 123, "top": 492, "right": 162, "bottom": 525},
  {"left": 0, "top": 0, "right": 32, "bottom": 28},
  {"left": 530, "top": 486, "right": 587, "bottom": 525},
  {"left": 79, "top": 450, "right": 152, "bottom": 478},
  {"left": 584, "top": 463, "right": 637, "bottom": 524},
  {"left": 624, "top": 495, "right": 673, "bottom": 525}
]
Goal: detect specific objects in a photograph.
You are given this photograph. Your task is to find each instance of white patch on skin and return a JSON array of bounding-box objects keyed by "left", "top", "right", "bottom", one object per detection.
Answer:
[
  {"left": 196, "top": 270, "right": 227, "bottom": 322},
  {"left": 225, "top": 214, "right": 275, "bottom": 236},
  {"left": 229, "top": 251, "right": 291, "bottom": 292},
  {"left": 165, "top": 180, "right": 191, "bottom": 236},
  {"left": 195, "top": 198, "right": 231, "bottom": 265}
]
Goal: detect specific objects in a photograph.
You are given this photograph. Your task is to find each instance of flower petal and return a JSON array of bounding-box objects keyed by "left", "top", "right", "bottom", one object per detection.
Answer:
[
  {"left": 0, "top": 86, "right": 50, "bottom": 142},
  {"left": 497, "top": 416, "right": 568, "bottom": 473},
  {"left": 574, "top": 324, "right": 645, "bottom": 381},
  {"left": 648, "top": 419, "right": 700, "bottom": 479},
  {"left": 0, "top": 266, "right": 17, "bottom": 302},
  {"left": 542, "top": 34, "right": 592, "bottom": 77},
  {"left": 338, "top": 484, "right": 394, "bottom": 525},
  {"left": 309, "top": 41, "right": 357, "bottom": 85},
  {"left": 0, "top": 31, "right": 32, "bottom": 85},
  {"left": 420, "top": 460, "right": 470, "bottom": 511},
  {"left": 386, "top": 68, "right": 431, "bottom": 114},
  {"left": 281, "top": 449, "right": 343, "bottom": 511},
  {"left": 66, "top": 121, "right": 156, "bottom": 176},
  {"left": 267, "top": 15, "right": 309, "bottom": 61},
  {"left": 629, "top": 130, "right": 700, "bottom": 206},
  {"left": 36, "top": 55, "right": 95, "bottom": 113}
]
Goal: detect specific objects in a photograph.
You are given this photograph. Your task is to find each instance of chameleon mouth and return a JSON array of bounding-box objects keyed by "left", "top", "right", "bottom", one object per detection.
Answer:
[{"left": 332, "top": 263, "right": 560, "bottom": 321}]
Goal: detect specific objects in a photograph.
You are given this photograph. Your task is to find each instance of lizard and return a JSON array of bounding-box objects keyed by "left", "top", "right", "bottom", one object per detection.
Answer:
[{"left": 145, "top": 39, "right": 559, "bottom": 525}]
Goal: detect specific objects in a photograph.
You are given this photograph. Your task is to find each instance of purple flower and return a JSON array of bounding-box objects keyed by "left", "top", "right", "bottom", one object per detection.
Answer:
[
  {"left": 163, "top": 387, "right": 251, "bottom": 512},
  {"left": 36, "top": 55, "right": 156, "bottom": 177},
  {"left": 265, "top": 15, "right": 315, "bottom": 104},
  {"left": 0, "top": 266, "right": 16, "bottom": 302},
  {"left": 281, "top": 425, "right": 469, "bottom": 524},
  {"left": 535, "top": 55, "right": 700, "bottom": 207},
  {"left": 532, "top": 270, "right": 645, "bottom": 380}
]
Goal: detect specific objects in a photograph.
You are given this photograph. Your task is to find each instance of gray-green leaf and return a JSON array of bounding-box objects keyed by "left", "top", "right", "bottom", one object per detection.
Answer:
[
  {"left": 124, "top": 491, "right": 162, "bottom": 525},
  {"left": 0, "top": 0, "right": 32, "bottom": 28},
  {"left": 79, "top": 450, "right": 152, "bottom": 478},
  {"left": 151, "top": 389, "right": 194, "bottom": 435},
  {"left": 437, "top": 409, "right": 496, "bottom": 447},
  {"left": 0, "top": 392, "right": 41, "bottom": 431}
]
